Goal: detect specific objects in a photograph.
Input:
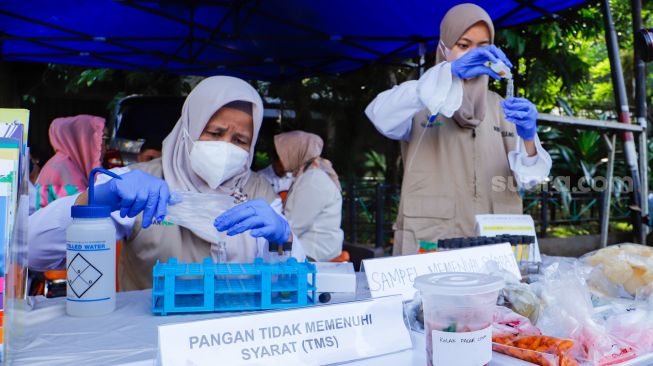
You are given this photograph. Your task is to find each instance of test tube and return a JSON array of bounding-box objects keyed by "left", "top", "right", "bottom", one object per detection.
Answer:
[
  {"left": 524, "top": 236, "right": 534, "bottom": 262},
  {"left": 506, "top": 79, "right": 515, "bottom": 99},
  {"left": 214, "top": 241, "right": 228, "bottom": 264},
  {"left": 269, "top": 242, "right": 293, "bottom": 302},
  {"left": 485, "top": 59, "right": 514, "bottom": 99},
  {"left": 211, "top": 231, "right": 229, "bottom": 264}
]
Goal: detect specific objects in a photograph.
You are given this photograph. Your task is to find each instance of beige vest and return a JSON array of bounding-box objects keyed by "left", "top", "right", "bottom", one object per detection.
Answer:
[
  {"left": 393, "top": 91, "right": 522, "bottom": 255},
  {"left": 118, "top": 159, "right": 276, "bottom": 291}
]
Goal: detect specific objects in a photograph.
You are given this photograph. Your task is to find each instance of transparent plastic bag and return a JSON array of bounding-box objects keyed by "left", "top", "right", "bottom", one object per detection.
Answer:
[
  {"left": 403, "top": 291, "right": 424, "bottom": 332},
  {"left": 492, "top": 305, "right": 541, "bottom": 342},
  {"left": 606, "top": 308, "right": 653, "bottom": 354},
  {"left": 492, "top": 335, "right": 577, "bottom": 366},
  {"left": 485, "top": 261, "right": 541, "bottom": 323},
  {"left": 536, "top": 261, "right": 637, "bottom": 365},
  {"left": 581, "top": 244, "right": 653, "bottom": 298},
  {"left": 165, "top": 191, "right": 235, "bottom": 259}
]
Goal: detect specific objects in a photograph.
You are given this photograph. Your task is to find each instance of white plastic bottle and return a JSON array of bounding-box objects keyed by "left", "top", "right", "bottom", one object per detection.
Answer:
[{"left": 66, "top": 168, "right": 118, "bottom": 317}]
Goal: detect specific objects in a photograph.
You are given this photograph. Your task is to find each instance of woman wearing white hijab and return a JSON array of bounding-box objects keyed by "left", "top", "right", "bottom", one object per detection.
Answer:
[
  {"left": 366, "top": 3, "right": 552, "bottom": 255},
  {"left": 28, "top": 76, "right": 305, "bottom": 291}
]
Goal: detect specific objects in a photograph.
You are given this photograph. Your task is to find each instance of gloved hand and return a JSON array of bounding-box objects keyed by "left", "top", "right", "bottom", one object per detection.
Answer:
[
  {"left": 214, "top": 199, "right": 291, "bottom": 244},
  {"left": 93, "top": 170, "right": 171, "bottom": 228},
  {"left": 502, "top": 97, "right": 538, "bottom": 140},
  {"left": 451, "top": 45, "right": 513, "bottom": 80}
]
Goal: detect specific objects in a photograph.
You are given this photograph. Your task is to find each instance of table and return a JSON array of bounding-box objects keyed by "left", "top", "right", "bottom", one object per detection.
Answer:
[
  {"left": 7, "top": 289, "right": 534, "bottom": 366},
  {"left": 7, "top": 274, "right": 653, "bottom": 365}
]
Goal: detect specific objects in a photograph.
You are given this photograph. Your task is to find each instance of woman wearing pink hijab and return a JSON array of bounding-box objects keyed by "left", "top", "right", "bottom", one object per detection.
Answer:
[{"left": 35, "top": 115, "right": 106, "bottom": 210}]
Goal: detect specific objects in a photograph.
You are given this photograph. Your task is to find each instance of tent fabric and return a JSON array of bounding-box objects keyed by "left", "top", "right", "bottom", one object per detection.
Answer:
[{"left": 0, "top": 0, "right": 590, "bottom": 80}]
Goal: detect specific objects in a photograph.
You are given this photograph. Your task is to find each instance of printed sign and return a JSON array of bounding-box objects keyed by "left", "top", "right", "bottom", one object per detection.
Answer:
[
  {"left": 475, "top": 214, "right": 541, "bottom": 261},
  {"left": 158, "top": 296, "right": 411, "bottom": 365}
]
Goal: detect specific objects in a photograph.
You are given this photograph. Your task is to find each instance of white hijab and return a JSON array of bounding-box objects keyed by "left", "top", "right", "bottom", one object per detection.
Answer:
[{"left": 161, "top": 76, "right": 264, "bottom": 195}]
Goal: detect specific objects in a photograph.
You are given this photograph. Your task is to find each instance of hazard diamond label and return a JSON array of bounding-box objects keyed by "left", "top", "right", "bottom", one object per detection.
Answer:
[{"left": 67, "top": 253, "right": 103, "bottom": 298}]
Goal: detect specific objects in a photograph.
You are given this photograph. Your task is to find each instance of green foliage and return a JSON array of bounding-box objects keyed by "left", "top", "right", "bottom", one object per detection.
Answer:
[
  {"left": 497, "top": 0, "right": 653, "bottom": 116},
  {"left": 44, "top": 64, "right": 190, "bottom": 100},
  {"left": 362, "top": 150, "right": 387, "bottom": 179},
  {"left": 253, "top": 151, "right": 270, "bottom": 171}
]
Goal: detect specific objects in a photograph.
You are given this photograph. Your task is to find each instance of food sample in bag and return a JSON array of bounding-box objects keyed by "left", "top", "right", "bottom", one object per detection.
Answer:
[
  {"left": 583, "top": 244, "right": 653, "bottom": 297},
  {"left": 500, "top": 282, "right": 541, "bottom": 324},
  {"left": 492, "top": 336, "right": 578, "bottom": 366},
  {"left": 492, "top": 305, "right": 541, "bottom": 343}
]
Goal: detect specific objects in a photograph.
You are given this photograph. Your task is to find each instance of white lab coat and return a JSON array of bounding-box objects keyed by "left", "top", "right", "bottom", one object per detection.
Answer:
[
  {"left": 365, "top": 61, "right": 552, "bottom": 189},
  {"left": 258, "top": 165, "right": 294, "bottom": 194}
]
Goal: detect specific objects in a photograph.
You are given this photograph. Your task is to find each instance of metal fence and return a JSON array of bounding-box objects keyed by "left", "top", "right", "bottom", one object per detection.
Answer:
[{"left": 342, "top": 180, "right": 633, "bottom": 249}]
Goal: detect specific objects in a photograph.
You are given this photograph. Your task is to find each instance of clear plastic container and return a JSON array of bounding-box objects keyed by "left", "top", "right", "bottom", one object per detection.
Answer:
[{"left": 414, "top": 272, "right": 504, "bottom": 366}]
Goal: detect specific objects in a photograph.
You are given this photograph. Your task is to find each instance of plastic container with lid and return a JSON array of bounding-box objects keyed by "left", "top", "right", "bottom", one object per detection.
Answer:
[
  {"left": 66, "top": 168, "right": 120, "bottom": 317},
  {"left": 414, "top": 272, "right": 504, "bottom": 366}
]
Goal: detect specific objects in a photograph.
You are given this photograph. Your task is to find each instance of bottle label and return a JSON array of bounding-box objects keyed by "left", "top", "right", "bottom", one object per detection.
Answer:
[
  {"left": 66, "top": 241, "right": 112, "bottom": 301},
  {"left": 66, "top": 242, "right": 109, "bottom": 251}
]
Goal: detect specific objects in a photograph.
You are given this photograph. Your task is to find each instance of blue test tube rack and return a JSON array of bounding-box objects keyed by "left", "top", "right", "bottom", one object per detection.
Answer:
[{"left": 152, "top": 257, "right": 317, "bottom": 315}]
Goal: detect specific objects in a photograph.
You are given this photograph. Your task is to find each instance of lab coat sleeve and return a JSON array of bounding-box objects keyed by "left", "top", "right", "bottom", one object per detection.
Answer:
[
  {"left": 27, "top": 167, "right": 137, "bottom": 272},
  {"left": 255, "top": 198, "right": 306, "bottom": 262},
  {"left": 508, "top": 134, "right": 552, "bottom": 190},
  {"left": 365, "top": 62, "right": 463, "bottom": 141}
]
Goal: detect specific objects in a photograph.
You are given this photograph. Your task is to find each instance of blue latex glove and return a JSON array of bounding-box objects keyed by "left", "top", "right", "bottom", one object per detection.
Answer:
[
  {"left": 214, "top": 199, "right": 291, "bottom": 244},
  {"left": 451, "top": 45, "right": 513, "bottom": 80},
  {"left": 501, "top": 97, "right": 538, "bottom": 140},
  {"left": 93, "top": 170, "right": 171, "bottom": 228}
]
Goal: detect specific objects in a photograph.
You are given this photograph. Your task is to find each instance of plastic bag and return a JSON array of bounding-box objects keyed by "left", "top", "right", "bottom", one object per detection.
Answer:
[
  {"left": 492, "top": 305, "right": 541, "bottom": 343},
  {"left": 165, "top": 191, "right": 235, "bottom": 251},
  {"left": 492, "top": 335, "right": 578, "bottom": 366},
  {"left": 486, "top": 261, "right": 541, "bottom": 323},
  {"left": 605, "top": 308, "right": 653, "bottom": 354},
  {"left": 536, "top": 261, "right": 637, "bottom": 365},
  {"left": 582, "top": 244, "right": 653, "bottom": 298},
  {"left": 403, "top": 291, "right": 424, "bottom": 332}
]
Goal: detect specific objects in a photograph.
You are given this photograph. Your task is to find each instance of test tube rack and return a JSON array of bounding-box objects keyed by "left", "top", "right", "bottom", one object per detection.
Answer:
[{"left": 152, "top": 257, "right": 317, "bottom": 315}]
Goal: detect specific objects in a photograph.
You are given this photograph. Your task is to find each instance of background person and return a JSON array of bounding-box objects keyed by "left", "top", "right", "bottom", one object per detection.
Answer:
[
  {"left": 35, "top": 115, "right": 106, "bottom": 210},
  {"left": 274, "top": 131, "right": 344, "bottom": 261}
]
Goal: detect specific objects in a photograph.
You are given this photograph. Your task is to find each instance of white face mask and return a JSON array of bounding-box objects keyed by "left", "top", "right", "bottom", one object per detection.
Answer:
[{"left": 188, "top": 138, "right": 249, "bottom": 189}]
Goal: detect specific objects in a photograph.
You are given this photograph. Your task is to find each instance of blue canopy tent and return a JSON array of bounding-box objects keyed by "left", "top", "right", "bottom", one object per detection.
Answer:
[
  {"left": 0, "top": 0, "right": 590, "bottom": 80},
  {"left": 0, "top": 0, "right": 649, "bottom": 243}
]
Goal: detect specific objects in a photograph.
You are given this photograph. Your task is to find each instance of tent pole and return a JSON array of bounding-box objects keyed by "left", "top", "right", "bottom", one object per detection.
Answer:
[
  {"left": 601, "top": 134, "right": 617, "bottom": 248},
  {"left": 601, "top": 0, "right": 643, "bottom": 243},
  {"left": 631, "top": 0, "right": 649, "bottom": 243}
]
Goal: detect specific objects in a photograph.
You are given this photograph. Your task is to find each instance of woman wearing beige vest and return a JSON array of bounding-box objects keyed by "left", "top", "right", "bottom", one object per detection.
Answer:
[
  {"left": 274, "top": 131, "right": 344, "bottom": 261},
  {"left": 366, "top": 3, "right": 552, "bottom": 255},
  {"left": 28, "top": 76, "right": 306, "bottom": 290}
]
